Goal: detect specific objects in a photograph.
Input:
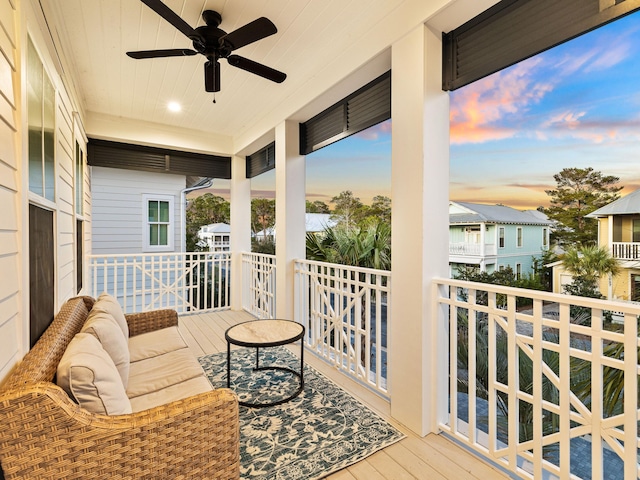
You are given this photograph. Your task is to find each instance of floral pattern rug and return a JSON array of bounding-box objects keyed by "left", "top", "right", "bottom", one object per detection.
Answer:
[{"left": 199, "top": 347, "right": 405, "bottom": 480}]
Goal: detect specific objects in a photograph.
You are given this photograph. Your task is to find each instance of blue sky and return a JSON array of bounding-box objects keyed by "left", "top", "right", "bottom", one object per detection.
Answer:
[
  {"left": 207, "top": 11, "right": 640, "bottom": 210},
  {"left": 450, "top": 10, "right": 640, "bottom": 209}
]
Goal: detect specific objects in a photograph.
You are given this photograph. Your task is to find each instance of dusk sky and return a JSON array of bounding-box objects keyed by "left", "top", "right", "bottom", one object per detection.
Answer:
[{"left": 204, "top": 10, "right": 640, "bottom": 210}]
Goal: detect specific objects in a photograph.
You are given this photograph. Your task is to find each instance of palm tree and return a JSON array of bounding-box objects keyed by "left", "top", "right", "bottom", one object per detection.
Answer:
[{"left": 561, "top": 244, "right": 619, "bottom": 292}]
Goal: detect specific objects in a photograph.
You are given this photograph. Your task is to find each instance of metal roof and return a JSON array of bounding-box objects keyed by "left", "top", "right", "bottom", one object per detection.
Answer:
[
  {"left": 586, "top": 189, "right": 640, "bottom": 217},
  {"left": 450, "top": 202, "right": 552, "bottom": 226}
]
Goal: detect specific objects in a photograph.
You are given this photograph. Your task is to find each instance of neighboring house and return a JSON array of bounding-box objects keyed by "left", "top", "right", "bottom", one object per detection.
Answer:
[
  {"left": 584, "top": 189, "right": 640, "bottom": 301},
  {"left": 449, "top": 202, "right": 552, "bottom": 278},
  {"left": 88, "top": 140, "right": 227, "bottom": 255},
  {"left": 198, "top": 223, "right": 231, "bottom": 252},
  {"left": 254, "top": 213, "right": 338, "bottom": 241}
]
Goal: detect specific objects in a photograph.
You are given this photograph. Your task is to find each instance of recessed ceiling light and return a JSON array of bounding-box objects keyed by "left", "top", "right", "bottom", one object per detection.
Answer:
[{"left": 168, "top": 101, "right": 181, "bottom": 112}]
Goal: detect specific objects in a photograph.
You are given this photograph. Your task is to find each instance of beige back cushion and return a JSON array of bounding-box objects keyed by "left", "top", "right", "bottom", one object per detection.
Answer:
[
  {"left": 82, "top": 311, "right": 130, "bottom": 387},
  {"left": 57, "top": 333, "right": 132, "bottom": 415},
  {"left": 92, "top": 292, "right": 129, "bottom": 338}
]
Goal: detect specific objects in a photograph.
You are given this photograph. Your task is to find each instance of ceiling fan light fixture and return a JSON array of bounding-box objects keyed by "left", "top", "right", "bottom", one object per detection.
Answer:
[{"left": 128, "top": 2, "right": 287, "bottom": 98}]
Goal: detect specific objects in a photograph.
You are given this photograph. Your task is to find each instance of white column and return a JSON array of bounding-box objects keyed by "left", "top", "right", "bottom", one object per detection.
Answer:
[
  {"left": 274, "top": 121, "right": 306, "bottom": 320},
  {"left": 389, "top": 24, "right": 450, "bottom": 436},
  {"left": 230, "top": 155, "right": 251, "bottom": 310}
]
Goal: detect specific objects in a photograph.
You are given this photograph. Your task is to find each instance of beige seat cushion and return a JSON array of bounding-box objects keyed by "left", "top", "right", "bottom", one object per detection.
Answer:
[
  {"left": 82, "top": 311, "right": 130, "bottom": 387},
  {"left": 57, "top": 333, "right": 132, "bottom": 415},
  {"left": 129, "top": 376, "right": 213, "bottom": 412},
  {"left": 127, "top": 348, "right": 205, "bottom": 399},
  {"left": 92, "top": 292, "right": 129, "bottom": 338},
  {"left": 128, "top": 326, "right": 188, "bottom": 363}
]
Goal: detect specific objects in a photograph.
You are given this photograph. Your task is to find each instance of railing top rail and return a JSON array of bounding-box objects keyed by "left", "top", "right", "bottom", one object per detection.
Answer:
[
  {"left": 435, "top": 277, "right": 640, "bottom": 314},
  {"left": 295, "top": 258, "right": 391, "bottom": 277},
  {"left": 88, "top": 251, "right": 231, "bottom": 260},
  {"left": 241, "top": 251, "right": 276, "bottom": 260}
]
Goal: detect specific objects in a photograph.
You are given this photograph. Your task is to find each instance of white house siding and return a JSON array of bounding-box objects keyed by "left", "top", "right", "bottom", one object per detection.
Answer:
[
  {"left": 0, "top": 0, "right": 20, "bottom": 380},
  {"left": 90, "top": 167, "right": 185, "bottom": 254},
  {"left": 0, "top": 1, "right": 90, "bottom": 382}
]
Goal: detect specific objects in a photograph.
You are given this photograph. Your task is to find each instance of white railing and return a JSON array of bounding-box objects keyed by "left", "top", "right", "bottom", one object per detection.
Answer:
[
  {"left": 294, "top": 259, "right": 390, "bottom": 397},
  {"left": 88, "top": 252, "right": 231, "bottom": 314},
  {"left": 449, "top": 242, "right": 497, "bottom": 256},
  {"left": 241, "top": 252, "right": 276, "bottom": 319},
  {"left": 612, "top": 242, "right": 640, "bottom": 260},
  {"left": 434, "top": 278, "right": 640, "bottom": 480}
]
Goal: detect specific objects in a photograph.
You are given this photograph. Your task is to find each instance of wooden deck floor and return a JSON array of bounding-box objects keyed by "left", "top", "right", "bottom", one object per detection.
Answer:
[{"left": 179, "top": 310, "right": 511, "bottom": 480}]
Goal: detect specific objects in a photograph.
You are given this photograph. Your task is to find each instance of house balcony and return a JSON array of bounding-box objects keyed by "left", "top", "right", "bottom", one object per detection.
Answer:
[
  {"left": 612, "top": 242, "right": 640, "bottom": 261},
  {"left": 88, "top": 251, "right": 640, "bottom": 480},
  {"left": 449, "top": 242, "right": 497, "bottom": 257}
]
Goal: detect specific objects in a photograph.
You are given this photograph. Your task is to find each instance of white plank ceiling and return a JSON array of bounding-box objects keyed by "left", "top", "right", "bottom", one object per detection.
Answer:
[{"left": 43, "top": 0, "right": 496, "bottom": 153}]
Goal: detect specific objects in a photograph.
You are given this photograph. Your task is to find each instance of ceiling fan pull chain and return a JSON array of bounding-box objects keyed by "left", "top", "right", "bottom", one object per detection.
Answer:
[{"left": 213, "top": 93, "right": 216, "bottom": 104}]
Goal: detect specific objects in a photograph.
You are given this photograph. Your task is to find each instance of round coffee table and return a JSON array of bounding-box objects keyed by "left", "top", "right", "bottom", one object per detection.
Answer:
[{"left": 225, "top": 319, "right": 305, "bottom": 408}]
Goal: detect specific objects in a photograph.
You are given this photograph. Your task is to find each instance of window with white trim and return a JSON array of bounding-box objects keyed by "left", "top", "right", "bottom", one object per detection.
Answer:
[
  {"left": 543, "top": 227, "right": 548, "bottom": 247},
  {"left": 516, "top": 263, "right": 522, "bottom": 280},
  {"left": 516, "top": 227, "right": 523, "bottom": 248},
  {"left": 499, "top": 227, "right": 505, "bottom": 248},
  {"left": 28, "top": 37, "right": 56, "bottom": 202},
  {"left": 143, "top": 195, "right": 174, "bottom": 251}
]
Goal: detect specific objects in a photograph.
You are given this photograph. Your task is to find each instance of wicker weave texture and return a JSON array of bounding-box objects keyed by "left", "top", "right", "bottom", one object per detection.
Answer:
[
  {"left": 126, "top": 308, "right": 179, "bottom": 337},
  {"left": 0, "top": 297, "right": 240, "bottom": 480}
]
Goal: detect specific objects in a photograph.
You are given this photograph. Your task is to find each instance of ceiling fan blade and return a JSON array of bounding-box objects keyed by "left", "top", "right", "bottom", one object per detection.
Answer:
[
  {"left": 227, "top": 55, "right": 286, "bottom": 83},
  {"left": 140, "top": 0, "right": 203, "bottom": 43},
  {"left": 204, "top": 60, "right": 221, "bottom": 92},
  {"left": 127, "top": 48, "right": 197, "bottom": 59},
  {"left": 221, "top": 17, "right": 277, "bottom": 51}
]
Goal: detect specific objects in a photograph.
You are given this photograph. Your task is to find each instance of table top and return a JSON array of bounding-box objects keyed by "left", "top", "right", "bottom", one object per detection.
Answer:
[{"left": 225, "top": 319, "right": 305, "bottom": 347}]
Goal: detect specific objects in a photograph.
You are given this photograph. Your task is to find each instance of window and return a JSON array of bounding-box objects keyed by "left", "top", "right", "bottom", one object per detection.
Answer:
[
  {"left": 28, "top": 38, "right": 55, "bottom": 201},
  {"left": 633, "top": 220, "right": 640, "bottom": 243},
  {"left": 542, "top": 228, "right": 548, "bottom": 247},
  {"left": 516, "top": 227, "right": 523, "bottom": 248},
  {"left": 143, "top": 195, "right": 174, "bottom": 251},
  {"left": 516, "top": 263, "right": 522, "bottom": 280},
  {"left": 499, "top": 227, "right": 505, "bottom": 248}
]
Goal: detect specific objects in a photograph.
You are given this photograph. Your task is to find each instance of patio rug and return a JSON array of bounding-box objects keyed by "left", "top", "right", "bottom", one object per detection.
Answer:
[{"left": 199, "top": 347, "right": 405, "bottom": 480}]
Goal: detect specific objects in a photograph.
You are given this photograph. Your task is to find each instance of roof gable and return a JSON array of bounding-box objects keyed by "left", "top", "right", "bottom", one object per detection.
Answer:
[{"left": 587, "top": 189, "right": 640, "bottom": 217}]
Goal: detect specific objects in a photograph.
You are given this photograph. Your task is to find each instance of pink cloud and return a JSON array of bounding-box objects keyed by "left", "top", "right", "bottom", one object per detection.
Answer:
[
  {"left": 450, "top": 57, "right": 552, "bottom": 144},
  {"left": 355, "top": 119, "right": 391, "bottom": 140}
]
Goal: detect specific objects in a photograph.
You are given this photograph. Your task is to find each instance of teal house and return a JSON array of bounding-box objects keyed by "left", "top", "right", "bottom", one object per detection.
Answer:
[{"left": 449, "top": 202, "right": 552, "bottom": 278}]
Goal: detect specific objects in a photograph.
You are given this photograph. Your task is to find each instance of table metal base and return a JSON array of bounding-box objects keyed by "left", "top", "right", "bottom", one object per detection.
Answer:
[{"left": 227, "top": 344, "right": 304, "bottom": 408}]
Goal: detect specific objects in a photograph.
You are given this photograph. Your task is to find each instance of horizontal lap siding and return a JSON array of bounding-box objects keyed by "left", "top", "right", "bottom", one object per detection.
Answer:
[
  {"left": 90, "top": 167, "right": 185, "bottom": 254},
  {"left": 0, "top": 0, "right": 20, "bottom": 381},
  {"left": 57, "top": 89, "right": 78, "bottom": 304}
]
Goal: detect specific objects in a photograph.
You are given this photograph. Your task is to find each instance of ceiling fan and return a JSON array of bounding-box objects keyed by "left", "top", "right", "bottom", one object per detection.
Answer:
[{"left": 127, "top": 0, "right": 286, "bottom": 100}]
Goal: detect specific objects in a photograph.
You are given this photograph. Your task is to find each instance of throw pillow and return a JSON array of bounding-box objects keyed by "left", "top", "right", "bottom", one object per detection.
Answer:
[
  {"left": 82, "top": 311, "right": 130, "bottom": 387},
  {"left": 57, "top": 333, "right": 132, "bottom": 415},
  {"left": 92, "top": 292, "right": 129, "bottom": 338}
]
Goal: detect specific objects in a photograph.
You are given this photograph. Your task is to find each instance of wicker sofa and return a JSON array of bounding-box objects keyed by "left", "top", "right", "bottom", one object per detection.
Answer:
[{"left": 0, "top": 296, "right": 239, "bottom": 479}]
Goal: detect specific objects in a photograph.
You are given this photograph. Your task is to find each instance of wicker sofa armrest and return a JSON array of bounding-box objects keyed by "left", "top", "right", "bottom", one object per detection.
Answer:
[
  {"left": 0, "top": 383, "right": 239, "bottom": 480},
  {"left": 125, "top": 309, "right": 179, "bottom": 337}
]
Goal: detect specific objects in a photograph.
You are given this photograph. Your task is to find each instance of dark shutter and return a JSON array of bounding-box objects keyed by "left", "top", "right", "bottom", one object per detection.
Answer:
[
  {"left": 246, "top": 142, "right": 276, "bottom": 178},
  {"left": 300, "top": 71, "right": 391, "bottom": 154},
  {"left": 443, "top": 0, "right": 640, "bottom": 91},
  {"left": 29, "top": 204, "right": 55, "bottom": 348},
  {"left": 76, "top": 220, "right": 83, "bottom": 293},
  {"left": 87, "top": 138, "right": 231, "bottom": 179}
]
